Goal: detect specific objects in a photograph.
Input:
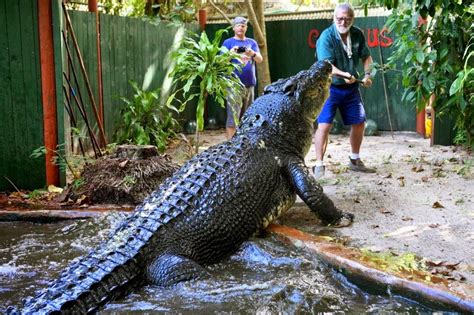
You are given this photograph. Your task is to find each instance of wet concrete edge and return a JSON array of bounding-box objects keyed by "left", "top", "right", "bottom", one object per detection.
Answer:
[
  {"left": 0, "top": 208, "right": 133, "bottom": 222},
  {"left": 268, "top": 224, "right": 474, "bottom": 313}
]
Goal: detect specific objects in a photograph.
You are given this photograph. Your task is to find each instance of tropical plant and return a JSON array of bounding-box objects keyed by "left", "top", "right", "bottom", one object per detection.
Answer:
[
  {"left": 30, "top": 144, "right": 86, "bottom": 180},
  {"left": 167, "top": 28, "right": 243, "bottom": 151},
  {"left": 114, "top": 81, "right": 180, "bottom": 153},
  {"left": 362, "top": 0, "right": 473, "bottom": 147}
]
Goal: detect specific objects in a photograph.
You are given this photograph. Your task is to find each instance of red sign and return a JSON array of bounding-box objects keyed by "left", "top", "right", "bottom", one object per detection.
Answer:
[{"left": 308, "top": 27, "right": 393, "bottom": 49}]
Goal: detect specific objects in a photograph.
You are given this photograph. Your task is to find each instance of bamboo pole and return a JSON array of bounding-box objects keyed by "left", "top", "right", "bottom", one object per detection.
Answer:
[
  {"left": 63, "top": 73, "right": 101, "bottom": 158},
  {"left": 61, "top": 3, "right": 107, "bottom": 147},
  {"left": 62, "top": 85, "right": 86, "bottom": 157}
]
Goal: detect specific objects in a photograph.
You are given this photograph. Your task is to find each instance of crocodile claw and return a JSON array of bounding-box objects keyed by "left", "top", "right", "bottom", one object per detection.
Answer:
[{"left": 328, "top": 212, "right": 354, "bottom": 228}]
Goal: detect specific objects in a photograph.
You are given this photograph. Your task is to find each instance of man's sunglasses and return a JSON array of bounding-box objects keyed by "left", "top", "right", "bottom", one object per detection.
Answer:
[{"left": 335, "top": 17, "right": 353, "bottom": 23}]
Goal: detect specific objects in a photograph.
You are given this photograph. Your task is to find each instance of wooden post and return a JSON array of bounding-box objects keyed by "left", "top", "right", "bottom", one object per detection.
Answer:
[
  {"left": 416, "top": 109, "right": 426, "bottom": 137},
  {"left": 415, "top": 16, "right": 428, "bottom": 139},
  {"left": 38, "top": 0, "right": 59, "bottom": 186},
  {"left": 89, "top": 0, "right": 105, "bottom": 145},
  {"left": 198, "top": 9, "right": 207, "bottom": 31},
  {"left": 88, "top": 0, "right": 98, "bottom": 12}
]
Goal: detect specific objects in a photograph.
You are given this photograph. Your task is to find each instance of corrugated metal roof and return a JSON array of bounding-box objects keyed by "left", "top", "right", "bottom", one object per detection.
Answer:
[{"left": 207, "top": 7, "right": 390, "bottom": 24}]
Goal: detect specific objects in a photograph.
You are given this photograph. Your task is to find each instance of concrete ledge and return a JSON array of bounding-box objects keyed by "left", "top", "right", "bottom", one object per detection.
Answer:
[
  {"left": 268, "top": 224, "right": 474, "bottom": 313},
  {"left": 0, "top": 207, "right": 133, "bottom": 222}
]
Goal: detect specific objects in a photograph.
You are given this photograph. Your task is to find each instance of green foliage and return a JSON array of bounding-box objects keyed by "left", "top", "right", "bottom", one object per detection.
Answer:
[
  {"left": 100, "top": 0, "right": 146, "bottom": 16},
  {"left": 167, "top": 28, "right": 244, "bottom": 131},
  {"left": 28, "top": 189, "right": 47, "bottom": 200},
  {"left": 155, "top": 0, "right": 196, "bottom": 23},
  {"left": 98, "top": 0, "right": 196, "bottom": 22},
  {"left": 30, "top": 144, "right": 84, "bottom": 180},
  {"left": 72, "top": 178, "right": 85, "bottom": 190},
  {"left": 360, "top": 249, "right": 426, "bottom": 274},
  {"left": 362, "top": 0, "right": 473, "bottom": 147},
  {"left": 455, "top": 158, "right": 473, "bottom": 178},
  {"left": 114, "top": 81, "right": 179, "bottom": 153},
  {"left": 122, "top": 175, "right": 137, "bottom": 187}
]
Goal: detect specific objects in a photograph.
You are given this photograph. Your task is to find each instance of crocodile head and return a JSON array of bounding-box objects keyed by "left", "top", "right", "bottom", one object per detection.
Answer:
[
  {"left": 267, "top": 60, "right": 332, "bottom": 121},
  {"left": 240, "top": 60, "right": 332, "bottom": 156}
]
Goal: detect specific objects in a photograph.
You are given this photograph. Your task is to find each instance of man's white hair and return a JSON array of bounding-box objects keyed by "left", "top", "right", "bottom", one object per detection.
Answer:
[{"left": 334, "top": 3, "right": 354, "bottom": 17}]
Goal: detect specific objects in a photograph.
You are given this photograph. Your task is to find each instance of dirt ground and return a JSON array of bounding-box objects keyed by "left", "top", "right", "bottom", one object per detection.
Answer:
[{"left": 190, "top": 129, "right": 474, "bottom": 296}]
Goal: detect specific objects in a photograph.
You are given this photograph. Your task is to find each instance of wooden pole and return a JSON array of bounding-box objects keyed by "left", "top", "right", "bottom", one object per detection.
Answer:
[
  {"left": 38, "top": 0, "right": 59, "bottom": 186},
  {"left": 89, "top": 0, "right": 105, "bottom": 146},
  {"left": 88, "top": 0, "right": 98, "bottom": 12},
  {"left": 198, "top": 9, "right": 207, "bottom": 31}
]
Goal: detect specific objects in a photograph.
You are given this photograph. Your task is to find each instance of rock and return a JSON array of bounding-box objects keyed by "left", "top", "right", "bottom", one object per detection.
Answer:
[
  {"left": 184, "top": 120, "right": 197, "bottom": 134},
  {"left": 113, "top": 144, "right": 158, "bottom": 160}
]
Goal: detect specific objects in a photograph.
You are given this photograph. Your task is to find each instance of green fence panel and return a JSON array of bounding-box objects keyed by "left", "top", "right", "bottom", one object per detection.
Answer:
[
  {"left": 68, "top": 13, "right": 199, "bottom": 142},
  {"left": 205, "top": 17, "right": 416, "bottom": 131},
  {"left": 0, "top": 0, "right": 44, "bottom": 191},
  {"left": 101, "top": 16, "right": 200, "bottom": 138},
  {"left": 433, "top": 114, "right": 456, "bottom": 145}
]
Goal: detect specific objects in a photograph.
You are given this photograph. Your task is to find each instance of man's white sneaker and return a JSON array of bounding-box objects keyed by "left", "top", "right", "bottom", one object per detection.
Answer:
[{"left": 312, "top": 165, "right": 326, "bottom": 179}]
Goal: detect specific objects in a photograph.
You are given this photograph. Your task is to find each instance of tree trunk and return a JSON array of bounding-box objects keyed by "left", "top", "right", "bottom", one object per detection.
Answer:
[{"left": 245, "top": 0, "right": 271, "bottom": 95}]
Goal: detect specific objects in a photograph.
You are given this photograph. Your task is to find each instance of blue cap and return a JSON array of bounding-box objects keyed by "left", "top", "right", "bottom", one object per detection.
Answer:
[{"left": 232, "top": 16, "right": 248, "bottom": 26}]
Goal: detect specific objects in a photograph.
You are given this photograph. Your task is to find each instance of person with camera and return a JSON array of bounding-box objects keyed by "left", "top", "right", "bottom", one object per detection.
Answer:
[
  {"left": 222, "top": 16, "right": 263, "bottom": 139},
  {"left": 312, "top": 3, "right": 375, "bottom": 179}
]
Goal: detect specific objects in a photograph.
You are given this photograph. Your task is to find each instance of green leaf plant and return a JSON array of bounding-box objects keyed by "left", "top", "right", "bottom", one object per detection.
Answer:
[
  {"left": 114, "top": 80, "right": 180, "bottom": 153},
  {"left": 30, "top": 144, "right": 85, "bottom": 180},
  {"left": 362, "top": 0, "right": 473, "bottom": 147},
  {"left": 167, "top": 28, "right": 244, "bottom": 153}
]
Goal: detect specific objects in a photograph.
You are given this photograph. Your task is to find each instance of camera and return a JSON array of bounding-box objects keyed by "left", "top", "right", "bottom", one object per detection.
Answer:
[{"left": 236, "top": 46, "right": 247, "bottom": 53}]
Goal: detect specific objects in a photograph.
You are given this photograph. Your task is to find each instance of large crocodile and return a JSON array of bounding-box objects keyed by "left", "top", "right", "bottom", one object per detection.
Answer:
[{"left": 18, "top": 60, "right": 353, "bottom": 314}]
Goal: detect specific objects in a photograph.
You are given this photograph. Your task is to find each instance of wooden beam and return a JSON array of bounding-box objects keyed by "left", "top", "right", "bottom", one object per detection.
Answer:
[{"left": 38, "top": 0, "right": 59, "bottom": 186}]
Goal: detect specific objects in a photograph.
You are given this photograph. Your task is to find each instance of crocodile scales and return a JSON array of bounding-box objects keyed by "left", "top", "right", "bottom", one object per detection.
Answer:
[{"left": 19, "top": 60, "right": 353, "bottom": 314}]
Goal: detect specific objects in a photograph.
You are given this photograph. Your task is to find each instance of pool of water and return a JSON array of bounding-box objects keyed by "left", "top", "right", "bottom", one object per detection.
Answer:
[{"left": 0, "top": 214, "right": 431, "bottom": 313}]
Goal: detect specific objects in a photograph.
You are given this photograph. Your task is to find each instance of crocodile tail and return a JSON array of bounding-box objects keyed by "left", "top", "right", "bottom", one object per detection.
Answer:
[
  {"left": 21, "top": 248, "right": 144, "bottom": 314},
  {"left": 21, "top": 215, "right": 156, "bottom": 314}
]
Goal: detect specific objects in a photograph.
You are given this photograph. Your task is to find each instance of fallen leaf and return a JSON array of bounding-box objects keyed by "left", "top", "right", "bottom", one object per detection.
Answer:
[
  {"left": 379, "top": 208, "right": 391, "bottom": 214},
  {"left": 432, "top": 201, "right": 445, "bottom": 208},
  {"left": 426, "top": 260, "right": 460, "bottom": 269},
  {"left": 402, "top": 216, "right": 413, "bottom": 221},
  {"left": 47, "top": 185, "right": 63, "bottom": 194},
  {"left": 447, "top": 273, "right": 466, "bottom": 281},
  {"left": 411, "top": 164, "right": 424, "bottom": 172},
  {"left": 397, "top": 176, "right": 405, "bottom": 187},
  {"left": 119, "top": 160, "right": 128, "bottom": 168},
  {"left": 428, "top": 223, "right": 440, "bottom": 228},
  {"left": 76, "top": 194, "right": 88, "bottom": 205},
  {"left": 421, "top": 176, "right": 429, "bottom": 182}
]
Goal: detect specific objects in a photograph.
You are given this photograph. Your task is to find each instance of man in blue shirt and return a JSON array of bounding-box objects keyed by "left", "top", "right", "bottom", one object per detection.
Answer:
[
  {"left": 312, "top": 3, "right": 375, "bottom": 179},
  {"left": 222, "top": 16, "right": 263, "bottom": 139}
]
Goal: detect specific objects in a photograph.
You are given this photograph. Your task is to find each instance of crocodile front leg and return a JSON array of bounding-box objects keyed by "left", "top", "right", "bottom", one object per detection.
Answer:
[{"left": 284, "top": 157, "right": 354, "bottom": 226}]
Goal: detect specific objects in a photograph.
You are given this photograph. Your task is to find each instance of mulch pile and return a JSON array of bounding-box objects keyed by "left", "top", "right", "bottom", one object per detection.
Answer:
[{"left": 65, "top": 145, "right": 179, "bottom": 205}]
